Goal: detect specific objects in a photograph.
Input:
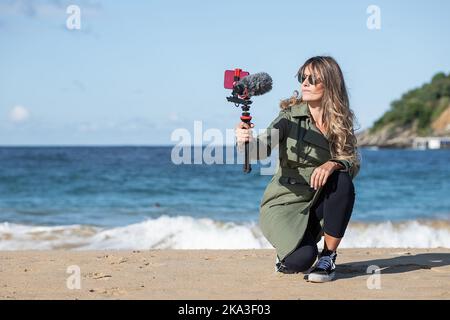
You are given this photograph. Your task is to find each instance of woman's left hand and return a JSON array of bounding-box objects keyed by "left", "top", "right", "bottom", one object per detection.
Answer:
[{"left": 310, "top": 161, "right": 340, "bottom": 190}]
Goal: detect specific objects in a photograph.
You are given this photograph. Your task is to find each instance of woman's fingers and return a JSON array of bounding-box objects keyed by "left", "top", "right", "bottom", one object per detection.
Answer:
[
  {"left": 236, "top": 130, "right": 252, "bottom": 143},
  {"left": 314, "top": 172, "right": 322, "bottom": 190},
  {"left": 310, "top": 171, "right": 317, "bottom": 189},
  {"left": 236, "top": 128, "right": 253, "bottom": 136},
  {"left": 236, "top": 122, "right": 254, "bottom": 129},
  {"left": 235, "top": 122, "right": 254, "bottom": 143},
  {"left": 311, "top": 168, "right": 329, "bottom": 189},
  {"left": 318, "top": 172, "right": 328, "bottom": 188}
]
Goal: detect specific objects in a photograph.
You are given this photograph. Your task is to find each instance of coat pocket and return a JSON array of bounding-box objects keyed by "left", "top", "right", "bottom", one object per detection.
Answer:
[
  {"left": 302, "top": 127, "right": 331, "bottom": 165},
  {"left": 303, "top": 143, "right": 332, "bottom": 165},
  {"left": 265, "top": 175, "right": 315, "bottom": 208}
]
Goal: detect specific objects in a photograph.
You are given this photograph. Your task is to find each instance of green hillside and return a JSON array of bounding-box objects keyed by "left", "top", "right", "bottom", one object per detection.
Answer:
[{"left": 370, "top": 72, "right": 450, "bottom": 135}]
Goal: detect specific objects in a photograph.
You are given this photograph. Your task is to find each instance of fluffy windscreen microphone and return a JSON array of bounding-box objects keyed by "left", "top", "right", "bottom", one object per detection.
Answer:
[{"left": 233, "top": 72, "right": 273, "bottom": 97}]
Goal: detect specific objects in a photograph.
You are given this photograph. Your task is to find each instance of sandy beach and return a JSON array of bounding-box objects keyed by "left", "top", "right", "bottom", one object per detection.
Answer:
[{"left": 0, "top": 248, "right": 449, "bottom": 300}]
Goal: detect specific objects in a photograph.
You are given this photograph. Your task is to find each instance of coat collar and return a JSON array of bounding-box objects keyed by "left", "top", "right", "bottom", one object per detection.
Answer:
[{"left": 291, "top": 102, "right": 310, "bottom": 118}]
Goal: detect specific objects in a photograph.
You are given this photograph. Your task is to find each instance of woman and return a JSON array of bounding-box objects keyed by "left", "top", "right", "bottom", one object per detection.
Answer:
[{"left": 235, "top": 56, "right": 361, "bottom": 282}]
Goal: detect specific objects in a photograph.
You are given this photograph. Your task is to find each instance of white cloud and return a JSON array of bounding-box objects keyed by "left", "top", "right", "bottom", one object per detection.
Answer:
[
  {"left": 0, "top": 0, "right": 101, "bottom": 18},
  {"left": 169, "top": 111, "right": 179, "bottom": 122},
  {"left": 9, "top": 105, "right": 30, "bottom": 123},
  {"left": 78, "top": 122, "right": 98, "bottom": 132},
  {"left": 76, "top": 118, "right": 155, "bottom": 133}
]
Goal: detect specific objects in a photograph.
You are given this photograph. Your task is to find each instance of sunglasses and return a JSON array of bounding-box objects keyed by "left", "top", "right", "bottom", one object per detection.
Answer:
[{"left": 298, "top": 73, "right": 322, "bottom": 86}]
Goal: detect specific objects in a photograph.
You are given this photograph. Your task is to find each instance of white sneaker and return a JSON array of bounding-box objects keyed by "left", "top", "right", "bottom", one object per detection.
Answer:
[{"left": 306, "top": 251, "right": 337, "bottom": 283}]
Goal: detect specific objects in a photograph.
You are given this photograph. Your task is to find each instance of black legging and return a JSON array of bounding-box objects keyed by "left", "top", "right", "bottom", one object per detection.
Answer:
[{"left": 282, "top": 170, "right": 356, "bottom": 272}]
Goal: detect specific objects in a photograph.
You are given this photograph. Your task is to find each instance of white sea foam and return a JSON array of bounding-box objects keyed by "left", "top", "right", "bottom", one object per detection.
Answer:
[{"left": 0, "top": 216, "right": 448, "bottom": 250}]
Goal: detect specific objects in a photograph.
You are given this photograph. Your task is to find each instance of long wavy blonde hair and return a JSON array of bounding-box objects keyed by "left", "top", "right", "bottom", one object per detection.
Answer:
[{"left": 280, "top": 56, "right": 361, "bottom": 176}]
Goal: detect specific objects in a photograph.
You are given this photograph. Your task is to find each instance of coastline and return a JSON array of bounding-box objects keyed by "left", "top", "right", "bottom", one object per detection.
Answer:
[{"left": 1, "top": 248, "right": 449, "bottom": 300}]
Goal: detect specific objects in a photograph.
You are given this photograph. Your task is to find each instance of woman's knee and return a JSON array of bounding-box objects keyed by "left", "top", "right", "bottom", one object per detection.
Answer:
[
  {"left": 283, "top": 243, "right": 318, "bottom": 272},
  {"left": 326, "top": 170, "right": 354, "bottom": 194}
]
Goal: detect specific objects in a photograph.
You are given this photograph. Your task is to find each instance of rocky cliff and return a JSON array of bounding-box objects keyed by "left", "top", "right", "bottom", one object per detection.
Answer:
[{"left": 356, "top": 72, "right": 450, "bottom": 148}]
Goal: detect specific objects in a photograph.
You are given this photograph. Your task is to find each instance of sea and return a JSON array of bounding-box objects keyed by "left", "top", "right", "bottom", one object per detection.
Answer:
[{"left": 0, "top": 146, "right": 448, "bottom": 250}]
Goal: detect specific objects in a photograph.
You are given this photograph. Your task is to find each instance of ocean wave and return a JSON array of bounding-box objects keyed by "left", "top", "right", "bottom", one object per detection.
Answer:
[{"left": 0, "top": 216, "right": 449, "bottom": 250}]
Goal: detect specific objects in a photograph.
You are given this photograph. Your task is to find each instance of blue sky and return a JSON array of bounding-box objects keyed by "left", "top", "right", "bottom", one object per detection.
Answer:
[{"left": 1, "top": 0, "right": 449, "bottom": 145}]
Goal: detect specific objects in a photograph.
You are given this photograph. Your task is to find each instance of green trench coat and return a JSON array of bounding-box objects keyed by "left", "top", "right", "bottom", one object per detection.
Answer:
[{"left": 247, "top": 102, "right": 360, "bottom": 261}]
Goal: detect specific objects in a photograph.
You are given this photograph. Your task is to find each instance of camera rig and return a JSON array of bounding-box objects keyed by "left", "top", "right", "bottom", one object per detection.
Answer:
[{"left": 226, "top": 68, "right": 253, "bottom": 173}]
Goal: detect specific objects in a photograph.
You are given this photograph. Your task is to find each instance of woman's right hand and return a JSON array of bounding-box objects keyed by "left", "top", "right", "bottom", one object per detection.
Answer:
[{"left": 234, "top": 122, "right": 255, "bottom": 146}]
